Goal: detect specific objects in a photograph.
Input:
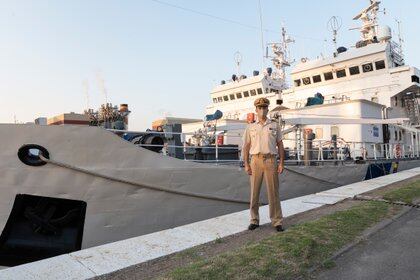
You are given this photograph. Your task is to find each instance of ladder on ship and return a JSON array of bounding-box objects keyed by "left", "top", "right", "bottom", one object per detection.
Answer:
[{"left": 404, "top": 92, "right": 420, "bottom": 126}]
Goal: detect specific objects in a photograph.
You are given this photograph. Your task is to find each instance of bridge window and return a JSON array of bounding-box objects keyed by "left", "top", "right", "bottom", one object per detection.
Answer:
[
  {"left": 229, "top": 94, "right": 235, "bottom": 100},
  {"left": 218, "top": 97, "right": 223, "bottom": 102},
  {"left": 250, "top": 89, "right": 257, "bottom": 96},
  {"left": 412, "top": 75, "right": 420, "bottom": 83},
  {"left": 362, "top": 63, "right": 373, "bottom": 72},
  {"left": 257, "top": 88, "right": 263, "bottom": 95},
  {"left": 223, "top": 95, "right": 229, "bottom": 101},
  {"left": 312, "top": 75, "right": 321, "bottom": 83},
  {"left": 294, "top": 79, "right": 301, "bottom": 87},
  {"left": 243, "top": 91, "right": 250, "bottom": 97},
  {"left": 336, "top": 69, "right": 346, "bottom": 78},
  {"left": 349, "top": 66, "right": 360, "bottom": 75},
  {"left": 236, "top": 92, "right": 242, "bottom": 99},
  {"left": 213, "top": 98, "right": 217, "bottom": 103},
  {"left": 302, "top": 77, "right": 311, "bottom": 85},
  {"left": 375, "top": 60, "right": 386, "bottom": 70},
  {"left": 324, "top": 72, "right": 333, "bottom": 81}
]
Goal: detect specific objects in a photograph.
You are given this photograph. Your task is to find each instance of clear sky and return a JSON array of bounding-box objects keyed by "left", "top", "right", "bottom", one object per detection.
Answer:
[{"left": 1, "top": 0, "right": 419, "bottom": 130}]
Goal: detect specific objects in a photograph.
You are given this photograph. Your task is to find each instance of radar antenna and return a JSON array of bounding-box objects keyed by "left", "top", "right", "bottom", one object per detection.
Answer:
[
  {"left": 350, "top": 0, "right": 385, "bottom": 47},
  {"left": 265, "top": 25, "right": 294, "bottom": 88},
  {"left": 234, "top": 51, "right": 243, "bottom": 77},
  {"left": 327, "top": 16, "right": 342, "bottom": 54}
]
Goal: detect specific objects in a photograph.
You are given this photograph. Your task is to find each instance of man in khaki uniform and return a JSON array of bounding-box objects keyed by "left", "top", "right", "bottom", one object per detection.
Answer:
[{"left": 242, "top": 97, "right": 285, "bottom": 232}]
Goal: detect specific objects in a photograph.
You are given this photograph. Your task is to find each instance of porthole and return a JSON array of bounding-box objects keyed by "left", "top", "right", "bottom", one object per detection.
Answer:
[{"left": 362, "top": 63, "right": 373, "bottom": 72}]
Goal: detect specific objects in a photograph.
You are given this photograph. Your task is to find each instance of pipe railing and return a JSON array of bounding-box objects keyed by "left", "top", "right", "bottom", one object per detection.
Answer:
[
  {"left": 134, "top": 142, "right": 420, "bottom": 163},
  {"left": 108, "top": 129, "right": 420, "bottom": 164}
]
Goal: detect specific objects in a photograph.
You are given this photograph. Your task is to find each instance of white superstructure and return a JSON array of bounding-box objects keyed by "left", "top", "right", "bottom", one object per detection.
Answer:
[
  {"left": 198, "top": 0, "right": 420, "bottom": 158},
  {"left": 205, "top": 27, "right": 294, "bottom": 120}
]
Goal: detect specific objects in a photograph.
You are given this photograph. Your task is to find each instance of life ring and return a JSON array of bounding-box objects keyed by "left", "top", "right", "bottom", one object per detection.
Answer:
[{"left": 395, "top": 144, "right": 402, "bottom": 158}]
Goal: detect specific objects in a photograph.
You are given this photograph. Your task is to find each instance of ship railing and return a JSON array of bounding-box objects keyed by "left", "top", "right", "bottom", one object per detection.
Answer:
[
  {"left": 282, "top": 138, "right": 420, "bottom": 162},
  {"left": 107, "top": 129, "right": 420, "bottom": 164},
  {"left": 132, "top": 142, "right": 420, "bottom": 164},
  {"left": 133, "top": 142, "right": 420, "bottom": 164}
]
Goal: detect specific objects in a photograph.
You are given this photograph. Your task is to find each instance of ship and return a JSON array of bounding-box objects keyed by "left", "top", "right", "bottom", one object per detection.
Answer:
[{"left": 0, "top": 0, "right": 419, "bottom": 267}]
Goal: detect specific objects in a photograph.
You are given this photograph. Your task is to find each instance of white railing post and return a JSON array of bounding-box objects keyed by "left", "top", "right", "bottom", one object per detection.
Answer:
[
  {"left": 352, "top": 142, "right": 356, "bottom": 159},
  {"left": 373, "top": 144, "right": 377, "bottom": 160},
  {"left": 390, "top": 144, "right": 393, "bottom": 159},
  {"left": 319, "top": 140, "right": 324, "bottom": 161},
  {"left": 380, "top": 144, "right": 384, "bottom": 159},
  {"left": 296, "top": 127, "right": 302, "bottom": 163},
  {"left": 362, "top": 142, "right": 366, "bottom": 159},
  {"left": 182, "top": 133, "right": 187, "bottom": 160},
  {"left": 390, "top": 143, "right": 394, "bottom": 159}
]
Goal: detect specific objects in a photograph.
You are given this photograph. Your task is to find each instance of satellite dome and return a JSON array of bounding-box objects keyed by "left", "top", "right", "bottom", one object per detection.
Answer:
[{"left": 377, "top": 25, "right": 392, "bottom": 42}]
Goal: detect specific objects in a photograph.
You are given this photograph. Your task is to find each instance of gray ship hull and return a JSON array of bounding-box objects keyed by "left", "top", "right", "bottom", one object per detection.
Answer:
[{"left": 0, "top": 124, "right": 418, "bottom": 265}]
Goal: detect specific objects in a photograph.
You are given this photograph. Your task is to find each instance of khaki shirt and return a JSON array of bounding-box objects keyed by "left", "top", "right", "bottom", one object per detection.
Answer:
[{"left": 242, "top": 119, "right": 283, "bottom": 155}]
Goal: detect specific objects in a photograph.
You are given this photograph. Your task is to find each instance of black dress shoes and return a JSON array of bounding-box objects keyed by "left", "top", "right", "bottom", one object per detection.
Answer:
[
  {"left": 275, "top": 225, "right": 284, "bottom": 232},
  {"left": 248, "top": 224, "right": 259, "bottom": 230}
]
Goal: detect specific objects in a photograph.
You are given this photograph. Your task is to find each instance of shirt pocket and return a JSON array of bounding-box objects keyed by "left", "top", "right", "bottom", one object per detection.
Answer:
[
  {"left": 268, "top": 127, "right": 277, "bottom": 140},
  {"left": 250, "top": 129, "right": 257, "bottom": 139}
]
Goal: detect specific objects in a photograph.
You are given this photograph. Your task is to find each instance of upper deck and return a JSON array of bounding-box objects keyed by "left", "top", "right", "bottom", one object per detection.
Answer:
[{"left": 205, "top": 72, "right": 285, "bottom": 119}]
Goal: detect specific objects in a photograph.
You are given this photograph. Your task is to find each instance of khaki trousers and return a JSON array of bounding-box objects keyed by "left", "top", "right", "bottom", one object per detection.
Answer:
[{"left": 249, "top": 154, "right": 283, "bottom": 226}]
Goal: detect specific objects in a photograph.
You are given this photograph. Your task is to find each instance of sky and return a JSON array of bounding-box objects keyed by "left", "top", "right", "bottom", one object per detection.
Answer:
[{"left": 0, "top": 0, "right": 419, "bottom": 130}]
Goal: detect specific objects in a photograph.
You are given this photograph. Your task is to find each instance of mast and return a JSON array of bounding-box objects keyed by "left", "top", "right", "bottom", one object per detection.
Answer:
[
  {"left": 265, "top": 26, "right": 294, "bottom": 88},
  {"left": 257, "top": 0, "right": 265, "bottom": 69},
  {"left": 351, "top": 0, "right": 383, "bottom": 47}
]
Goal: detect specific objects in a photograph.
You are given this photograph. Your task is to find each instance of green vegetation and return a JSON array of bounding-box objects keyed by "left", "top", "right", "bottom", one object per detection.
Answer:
[
  {"left": 215, "top": 236, "right": 223, "bottom": 244},
  {"left": 160, "top": 179, "right": 420, "bottom": 280},
  {"left": 174, "top": 247, "right": 203, "bottom": 262},
  {"left": 383, "top": 180, "right": 420, "bottom": 204},
  {"left": 161, "top": 202, "right": 393, "bottom": 280}
]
